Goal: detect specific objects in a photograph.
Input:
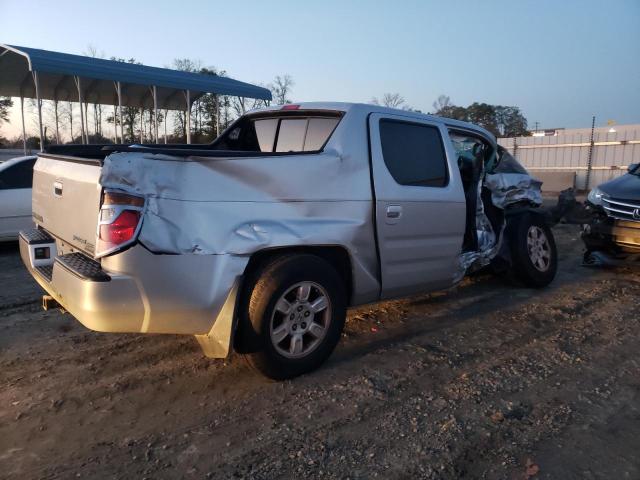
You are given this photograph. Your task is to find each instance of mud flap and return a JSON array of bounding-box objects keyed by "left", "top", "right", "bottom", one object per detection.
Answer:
[{"left": 195, "top": 279, "right": 241, "bottom": 358}]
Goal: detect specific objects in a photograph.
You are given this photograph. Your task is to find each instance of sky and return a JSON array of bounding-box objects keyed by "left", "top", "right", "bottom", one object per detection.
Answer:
[{"left": 1, "top": 0, "right": 639, "bottom": 138}]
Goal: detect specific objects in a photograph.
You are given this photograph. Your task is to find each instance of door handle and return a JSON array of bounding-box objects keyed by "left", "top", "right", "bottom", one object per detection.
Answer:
[{"left": 386, "top": 205, "right": 402, "bottom": 219}]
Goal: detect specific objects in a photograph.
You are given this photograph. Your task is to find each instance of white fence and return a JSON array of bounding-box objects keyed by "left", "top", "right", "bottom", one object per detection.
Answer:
[{"left": 497, "top": 125, "right": 640, "bottom": 191}]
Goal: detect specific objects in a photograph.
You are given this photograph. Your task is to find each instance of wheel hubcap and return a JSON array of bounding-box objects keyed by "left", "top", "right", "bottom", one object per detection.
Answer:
[
  {"left": 270, "top": 281, "right": 331, "bottom": 359},
  {"left": 526, "top": 225, "right": 551, "bottom": 272}
]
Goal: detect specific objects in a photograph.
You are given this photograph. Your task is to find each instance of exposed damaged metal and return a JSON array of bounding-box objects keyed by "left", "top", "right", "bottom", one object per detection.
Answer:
[
  {"left": 487, "top": 149, "right": 542, "bottom": 206},
  {"left": 455, "top": 145, "right": 543, "bottom": 279}
]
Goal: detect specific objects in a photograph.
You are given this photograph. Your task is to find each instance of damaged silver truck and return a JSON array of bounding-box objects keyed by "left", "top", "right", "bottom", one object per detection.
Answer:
[{"left": 20, "top": 103, "right": 556, "bottom": 379}]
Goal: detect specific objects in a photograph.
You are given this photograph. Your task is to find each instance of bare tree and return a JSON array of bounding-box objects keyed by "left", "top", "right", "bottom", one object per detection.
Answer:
[
  {"left": 84, "top": 45, "right": 106, "bottom": 137},
  {"left": 171, "top": 58, "right": 204, "bottom": 141},
  {"left": 432, "top": 94, "right": 453, "bottom": 113},
  {"left": 371, "top": 93, "right": 406, "bottom": 109},
  {"left": 269, "top": 75, "right": 294, "bottom": 105},
  {"left": 61, "top": 101, "right": 75, "bottom": 143}
]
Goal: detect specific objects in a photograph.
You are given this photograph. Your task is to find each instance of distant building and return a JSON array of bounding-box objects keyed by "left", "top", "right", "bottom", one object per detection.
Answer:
[
  {"left": 530, "top": 128, "right": 565, "bottom": 137},
  {"left": 528, "top": 124, "right": 638, "bottom": 137}
]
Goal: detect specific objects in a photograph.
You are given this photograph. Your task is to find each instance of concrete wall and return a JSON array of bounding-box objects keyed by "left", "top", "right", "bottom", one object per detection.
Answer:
[{"left": 498, "top": 124, "right": 640, "bottom": 191}]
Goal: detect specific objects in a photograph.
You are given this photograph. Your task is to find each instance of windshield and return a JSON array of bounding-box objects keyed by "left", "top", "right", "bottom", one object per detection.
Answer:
[{"left": 211, "top": 111, "right": 342, "bottom": 153}]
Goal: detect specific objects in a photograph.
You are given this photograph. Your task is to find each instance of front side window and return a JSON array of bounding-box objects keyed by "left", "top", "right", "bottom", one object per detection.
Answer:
[
  {"left": 0, "top": 158, "right": 36, "bottom": 190},
  {"left": 379, "top": 120, "right": 448, "bottom": 187}
]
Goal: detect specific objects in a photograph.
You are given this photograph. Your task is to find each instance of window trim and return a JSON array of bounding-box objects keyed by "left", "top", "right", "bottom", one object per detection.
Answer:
[{"left": 378, "top": 118, "right": 450, "bottom": 188}]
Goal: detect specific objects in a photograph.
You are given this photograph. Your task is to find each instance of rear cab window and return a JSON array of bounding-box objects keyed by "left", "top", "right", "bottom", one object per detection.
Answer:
[
  {"left": 379, "top": 119, "right": 448, "bottom": 187},
  {"left": 212, "top": 111, "right": 342, "bottom": 153}
]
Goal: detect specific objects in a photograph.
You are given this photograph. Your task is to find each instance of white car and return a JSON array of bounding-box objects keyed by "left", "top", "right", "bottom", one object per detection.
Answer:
[{"left": 0, "top": 155, "right": 36, "bottom": 241}]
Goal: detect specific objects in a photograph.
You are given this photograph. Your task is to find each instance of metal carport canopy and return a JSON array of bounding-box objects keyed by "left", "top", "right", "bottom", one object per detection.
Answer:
[
  {"left": 0, "top": 44, "right": 272, "bottom": 150},
  {"left": 0, "top": 44, "right": 271, "bottom": 108}
]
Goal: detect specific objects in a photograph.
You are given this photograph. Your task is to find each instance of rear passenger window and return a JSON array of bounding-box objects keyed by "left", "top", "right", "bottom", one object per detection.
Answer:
[{"left": 379, "top": 120, "right": 448, "bottom": 187}]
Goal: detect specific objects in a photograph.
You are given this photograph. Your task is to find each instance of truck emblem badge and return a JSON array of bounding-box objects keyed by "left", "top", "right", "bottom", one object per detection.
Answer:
[{"left": 633, "top": 208, "right": 640, "bottom": 220}]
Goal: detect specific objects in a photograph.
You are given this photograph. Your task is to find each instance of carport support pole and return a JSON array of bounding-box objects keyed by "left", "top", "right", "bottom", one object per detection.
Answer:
[
  {"left": 216, "top": 95, "right": 220, "bottom": 138},
  {"left": 20, "top": 96, "right": 27, "bottom": 155},
  {"left": 152, "top": 86, "right": 159, "bottom": 143},
  {"left": 75, "top": 76, "right": 86, "bottom": 144},
  {"left": 139, "top": 108, "right": 144, "bottom": 143},
  {"left": 33, "top": 71, "right": 45, "bottom": 152},
  {"left": 164, "top": 109, "right": 168, "bottom": 144},
  {"left": 54, "top": 100, "right": 60, "bottom": 144},
  {"left": 117, "top": 82, "right": 124, "bottom": 142},
  {"left": 185, "top": 90, "right": 191, "bottom": 144},
  {"left": 113, "top": 105, "right": 118, "bottom": 143}
]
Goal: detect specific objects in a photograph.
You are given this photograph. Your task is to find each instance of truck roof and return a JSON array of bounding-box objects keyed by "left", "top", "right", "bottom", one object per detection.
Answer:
[{"left": 250, "top": 102, "right": 497, "bottom": 144}]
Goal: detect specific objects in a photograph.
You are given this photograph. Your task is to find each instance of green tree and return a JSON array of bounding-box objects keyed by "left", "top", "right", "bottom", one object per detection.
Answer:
[
  {"left": 495, "top": 106, "right": 529, "bottom": 137},
  {"left": 432, "top": 95, "right": 530, "bottom": 137},
  {"left": 431, "top": 95, "right": 467, "bottom": 120},
  {"left": 465, "top": 103, "right": 499, "bottom": 136}
]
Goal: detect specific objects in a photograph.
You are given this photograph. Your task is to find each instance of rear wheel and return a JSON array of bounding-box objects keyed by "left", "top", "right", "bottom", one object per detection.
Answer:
[
  {"left": 507, "top": 213, "right": 557, "bottom": 287},
  {"left": 242, "top": 255, "right": 347, "bottom": 380}
]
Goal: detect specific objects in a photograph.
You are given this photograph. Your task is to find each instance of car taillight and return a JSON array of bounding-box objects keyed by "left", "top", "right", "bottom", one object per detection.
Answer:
[
  {"left": 96, "top": 190, "right": 145, "bottom": 257},
  {"left": 99, "top": 210, "right": 140, "bottom": 244}
]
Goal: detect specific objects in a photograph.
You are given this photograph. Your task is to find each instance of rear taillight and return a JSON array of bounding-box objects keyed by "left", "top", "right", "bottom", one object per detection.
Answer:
[
  {"left": 96, "top": 190, "right": 145, "bottom": 257},
  {"left": 100, "top": 210, "right": 140, "bottom": 244}
]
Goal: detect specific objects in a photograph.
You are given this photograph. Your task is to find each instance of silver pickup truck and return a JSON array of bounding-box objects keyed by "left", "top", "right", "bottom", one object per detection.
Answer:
[{"left": 20, "top": 102, "right": 556, "bottom": 379}]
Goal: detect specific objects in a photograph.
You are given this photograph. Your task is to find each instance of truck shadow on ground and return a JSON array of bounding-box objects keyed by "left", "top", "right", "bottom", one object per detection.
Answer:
[{"left": 323, "top": 262, "right": 601, "bottom": 375}]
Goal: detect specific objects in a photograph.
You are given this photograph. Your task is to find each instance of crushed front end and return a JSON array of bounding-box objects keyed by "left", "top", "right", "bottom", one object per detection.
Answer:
[{"left": 581, "top": 198, "right": 640, "bottom": 266}]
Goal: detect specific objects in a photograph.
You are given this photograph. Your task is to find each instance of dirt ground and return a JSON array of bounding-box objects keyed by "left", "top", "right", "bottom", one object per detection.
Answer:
[{"left": 1, "top": 223, "right": 639, "bottom": 479}]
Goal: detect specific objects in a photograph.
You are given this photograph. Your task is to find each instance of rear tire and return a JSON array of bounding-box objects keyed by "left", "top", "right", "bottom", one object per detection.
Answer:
[
  {"left": 507, "top": 213, "right": 557, "bottom": 288},
  {"left": 242, "top": 254, "right": 347, "bottom": 380}
]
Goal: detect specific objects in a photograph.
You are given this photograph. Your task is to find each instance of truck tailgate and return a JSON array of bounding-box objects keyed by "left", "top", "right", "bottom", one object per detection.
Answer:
[{"left": 32, "top": 155, "right": 102, "bottom": 256}]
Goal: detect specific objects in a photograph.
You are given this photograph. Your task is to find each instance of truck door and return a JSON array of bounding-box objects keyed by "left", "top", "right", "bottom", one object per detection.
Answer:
[{"left": 368, "top": 113, "right": 466, "bottom": 299}]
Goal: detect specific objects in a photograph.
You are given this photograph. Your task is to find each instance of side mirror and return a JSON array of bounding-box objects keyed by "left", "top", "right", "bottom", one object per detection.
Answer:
[{"left": 628, "top": 163, "right": 639, "bottom": 173}]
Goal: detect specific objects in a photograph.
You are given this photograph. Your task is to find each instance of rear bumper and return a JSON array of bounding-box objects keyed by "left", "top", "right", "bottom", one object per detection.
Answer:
[{"left": 19, "top": 230, "right": 248, "bottom": 335}]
